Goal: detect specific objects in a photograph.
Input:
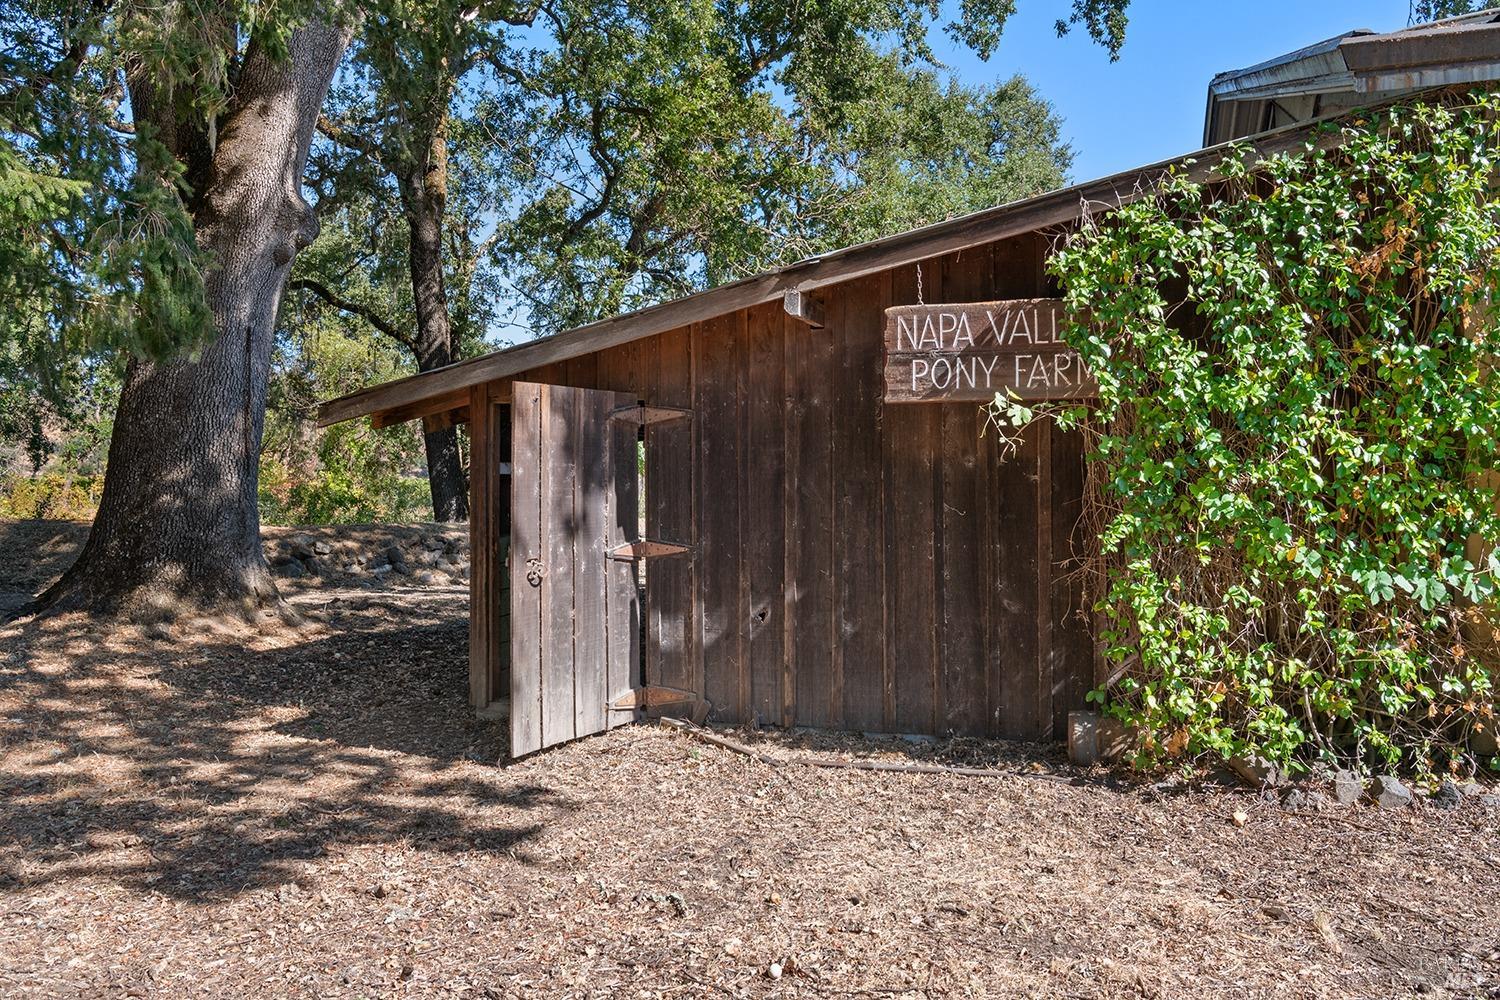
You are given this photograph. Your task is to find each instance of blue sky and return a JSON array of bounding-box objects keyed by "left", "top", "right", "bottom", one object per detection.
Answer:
[{"left": 933, "top": 1, "right": 1421, "bottom": 181}]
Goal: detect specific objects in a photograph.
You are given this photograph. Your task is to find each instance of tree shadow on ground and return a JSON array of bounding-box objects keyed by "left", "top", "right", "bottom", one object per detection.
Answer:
[{"left": 0, "top": 589, "right": 559, "bottom": 903}]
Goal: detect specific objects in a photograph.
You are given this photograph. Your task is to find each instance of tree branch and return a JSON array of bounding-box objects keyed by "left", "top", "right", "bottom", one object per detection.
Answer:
[
  {"left": 289, "top": 277, "right": 413, "bottom": 349},
  {"left": 558, "top": 101, "right": 621, "bottom": 246},
  {"left": 316, "top": 113, "right": 386, "bottom": 167}
]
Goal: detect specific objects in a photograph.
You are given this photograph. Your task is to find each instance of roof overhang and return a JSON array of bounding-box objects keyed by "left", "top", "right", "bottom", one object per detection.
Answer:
[
  {"left": 1205, "top": 13, "right": 1500, "bottom": 146},
  {"left": 1207, "top": 30, "right": 1373, "bottom": 105},
  {"left": 1342, "top": 17, "right": 1500, "bottom": 93}
]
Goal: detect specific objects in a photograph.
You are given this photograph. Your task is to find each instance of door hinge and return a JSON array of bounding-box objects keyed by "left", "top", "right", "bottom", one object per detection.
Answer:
[
  {"left": 608, "top": 404, "right": 691, "bottom": 427},
  {"left": 608, "top": 539, "right": 691, "bottom": 561},
  {"left": 611, "top": 685, "right": 700, "bottom": 710}
]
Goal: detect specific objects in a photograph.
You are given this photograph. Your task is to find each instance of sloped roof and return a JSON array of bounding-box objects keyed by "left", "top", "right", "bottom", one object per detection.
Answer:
[
  {"left": 1206, "top": 11, "right": 1500, "bottom": 145},
  {"left": 318, "top": 108, "right": 1361, "bottom": 429},
  {"left": 319, "top": 67, "right": 1485, "bottom": 430}
]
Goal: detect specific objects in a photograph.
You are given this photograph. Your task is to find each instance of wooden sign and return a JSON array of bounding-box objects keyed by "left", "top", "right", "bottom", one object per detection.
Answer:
[{"left": 883, "top": 298, "right": 1096, "bottom": 403}]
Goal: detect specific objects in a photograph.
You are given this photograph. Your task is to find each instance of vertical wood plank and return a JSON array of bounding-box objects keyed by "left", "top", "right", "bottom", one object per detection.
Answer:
[
  {"left": 598, "top": 336, "right": 649, "bottom": 399},
  {"left": 494, "top": 401, "right": 513, "bottom": 538},
  {"left": 522, "top": 362, "right": 566, "bottom": 387},
  {"left": 992, "top": 426, "right": 1044, "bottom": 739},
  {"left": 468, "top": 383, "right": 492, "bottom": 708},
  {"left": 565, "top": 351, "right": 599, "bottom": 390},
  {"left": 936, "top": 250, "right": 990, "bottom": 736},
  {"left": 540, "top": 384, "right": 578, "bottom": 746},
  {"left": 509, "top": 382, "right": 544, "bottom": 757},
  {"left": 571, "top": 388, "right": 610, "bottom": 736},
  {"left": 987, "top": 234, "right": 1050, "bottom": 740},
  {"left": 491, "top": 398, "right": 512, "bottom": 701},
  {"left": 1034, "top": 419, "right": 1054, "bottom": 739},
  {"left": 884, "top": 263, "right": 938, "bottom": 734},
  {"left": 606, "top": 390, "right": 642, "bottom": 724},
  {"left": 745, "top": 303, "right": 786, "bottom": 726},
  {"left": 834, "top": 275, "right": 889, "bottom": 732},
  {"left": 786, "top": 285, "right": 838, "bottom": 729},
  {"left": 1050, "top": 421, "right": 1093, "bottom": 738},
  {"left": 697, "top": 313, "right": 746, "bottom": 722},
  {"left": 647, "top": 329, "right": 695, "bottom": 694}
]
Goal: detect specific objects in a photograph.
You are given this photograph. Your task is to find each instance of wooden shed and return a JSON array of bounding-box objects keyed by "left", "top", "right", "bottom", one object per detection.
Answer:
[{"left": 318, "top": 87, "right": 1434, "bottom": 756}]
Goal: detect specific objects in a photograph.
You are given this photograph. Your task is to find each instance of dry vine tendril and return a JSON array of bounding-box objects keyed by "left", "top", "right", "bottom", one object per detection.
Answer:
[{"left": 995, "top": 94, "right": 1500, "bottom": 777}]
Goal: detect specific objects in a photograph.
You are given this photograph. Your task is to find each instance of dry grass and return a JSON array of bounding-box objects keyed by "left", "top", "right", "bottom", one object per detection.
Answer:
[{"left": 0, "top": 519, "right": 1496, "bottom": 998}]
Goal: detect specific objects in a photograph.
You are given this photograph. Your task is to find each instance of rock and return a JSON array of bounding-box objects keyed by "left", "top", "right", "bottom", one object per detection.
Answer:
[
  {"left": 767, "top": 962, "right": 783, "bottom": 981},
  {"left": 1203, "top": 764, "right": 1243, "bottom": 787},
  {"left": 275, "top": 559, "right": 308, "bottom": 579},
  {"left": 415, "top": 570, "right": 441, "bottom": 586},
  {"left": 1369, "top": 775, "right": 1412, "bottom": 809},
  {"left": 1458, "top": 781, "right": 1484, "bottom": 797},
  {"left": 424, "top": 536, "right": 446, "bottom": 552},
  {"left": 1477, "top": 794, "right": 1500, "bottom": 810},
  {"left": 289, "top": 535, "right": 315, "bottom": 559},
  {"left": 313, "top": 540, "right": 332, "bottom": 555},
  {"left": 1332, "top": 770, "right": 1363, "bottom": 806},
  {"left": 1067, "top": 711, "right": 1101, "bottom": 766},
  {"left": 1430, "top": 780, "right": 1463, "bottom": 811},
  {"left": 383, "top": 544, "right": 409, "bottom": 574},
  {"left": 303, "top": 556, "right": 327, "bottom": 577},
  {"left": 1280, "top": 787, "right": 1329, "bottom": 812},
  {"left": 1228, "top": 754, "right": 1284, "bottom": 788},
  {"left": 1150, "top": 777, "right": 1185, "bottom": 797}
]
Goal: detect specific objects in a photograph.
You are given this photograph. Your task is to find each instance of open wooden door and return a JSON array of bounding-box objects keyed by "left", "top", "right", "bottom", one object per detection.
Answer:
[{"left": 510, "top": 382, "right": 642, "bottom": 757}]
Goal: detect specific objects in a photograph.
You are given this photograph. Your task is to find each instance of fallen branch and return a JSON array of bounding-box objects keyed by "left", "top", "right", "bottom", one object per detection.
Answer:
[{"left": 657, "top": 718, "right": 1074, "bottom": 783}]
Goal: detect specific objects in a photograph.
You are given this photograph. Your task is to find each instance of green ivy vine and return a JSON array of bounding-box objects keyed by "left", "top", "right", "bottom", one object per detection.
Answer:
[{"left": 1012, "top": 94, "right": 1500, "bottom": 776}]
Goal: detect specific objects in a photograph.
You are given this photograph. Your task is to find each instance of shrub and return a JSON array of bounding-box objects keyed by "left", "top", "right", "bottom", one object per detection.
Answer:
[
  {"left": 0, "top": 473, "right": 101, "bottom": 520},
  {"left": 258, "top": 456, "right": 432, "bottom": 526},
  {"left": 1015, "top": 95, "right": 1500, "bottom": 776}
]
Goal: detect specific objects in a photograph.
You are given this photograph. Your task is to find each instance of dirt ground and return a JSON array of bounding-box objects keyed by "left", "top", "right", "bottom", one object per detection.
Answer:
[{"left": 0, "top": 519, "right": 1496, "bottom": 999}]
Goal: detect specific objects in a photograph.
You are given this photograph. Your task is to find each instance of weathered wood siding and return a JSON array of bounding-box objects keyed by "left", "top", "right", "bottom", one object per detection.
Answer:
[{"left": 495, "top": 233, "right": 1093, "bottom": 739}]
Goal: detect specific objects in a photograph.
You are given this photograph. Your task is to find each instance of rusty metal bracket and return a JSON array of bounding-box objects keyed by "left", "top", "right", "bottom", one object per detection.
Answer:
[
  {"left": 610, "top": 685, "right": 701, "bottom": 710},
  {"left": 608, "top": 404, "right": 691, "bottom": 427},
  {"left": 608, "top": 539, "right": 691, "bottom": 561}
]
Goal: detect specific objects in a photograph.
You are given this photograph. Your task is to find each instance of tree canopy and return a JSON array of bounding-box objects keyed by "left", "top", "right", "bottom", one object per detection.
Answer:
[{"left": 0, "top": 0, "right": 1120, "bottom": 616}]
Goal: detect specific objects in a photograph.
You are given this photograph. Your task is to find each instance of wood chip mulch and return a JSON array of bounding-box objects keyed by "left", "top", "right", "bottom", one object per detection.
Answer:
[{"left": 0, "top": 520, "right": 1497, "bottom": 998}]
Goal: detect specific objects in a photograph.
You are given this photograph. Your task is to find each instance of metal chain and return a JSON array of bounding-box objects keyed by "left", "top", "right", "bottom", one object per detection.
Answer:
[{"left": 916, "top": 262, "right": 924, "bottom": 305}]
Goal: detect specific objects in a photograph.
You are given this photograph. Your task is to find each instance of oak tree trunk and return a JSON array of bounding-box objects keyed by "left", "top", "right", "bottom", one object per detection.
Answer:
[
  {"left": 27, "top": 21, "right": 351, "bottom": 618},
  {"left": 403, "top": 126, "right": 469, "bottom": 523}
]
